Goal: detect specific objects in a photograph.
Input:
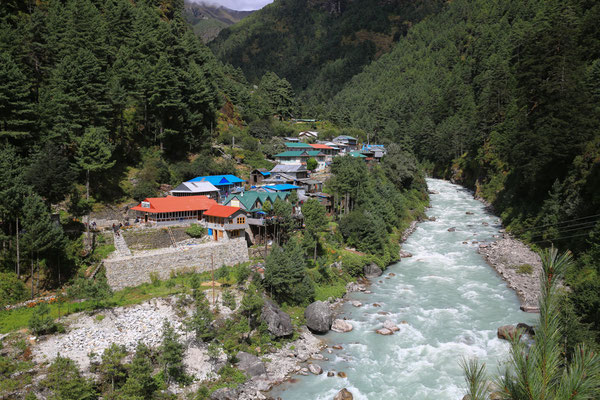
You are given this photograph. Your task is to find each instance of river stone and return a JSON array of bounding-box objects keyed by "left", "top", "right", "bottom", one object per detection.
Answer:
[
  {"left": 337, "top": 371, "right": 347, "bottom": 378},
  {"left": 516, "top": 322, "right": 535, "bottom": 336},
  {"left": 327, "top": 371, "right": 335, "bottom": 377},
  {"left": 466, "top": 211, "right": 474, "bottom": 215},
  {"left": 399, "top": 250, "right": 413, "bottom": 258},
  {"left": 497, "top": 325, "right": 517, "bottom": 340},
  {"left": 376, "top": 328, "right": 393, "bottom": 335},
  {"left": 304, "top": 301, "right": 333, "bottom": 334},
  {"left": 331, "top": 319, "right": 353, "bottom": 333},
  {"left": 334, "top": 388, "right": 353, "bottom": 400},
  {"left": 261, "top": 299, "right": 293, "bottom": 337},
  {"left": 351, "top": 301, "right": 362, "bottom": 307},
  {"left": 383, "top": 320, "right": 399, "bottom": 332},
  {"left": 363, "top": 262, "right": 383, "bottom": 278},
  {"left": 447, "top": 227, "right": 456, "bottom": 232},
  {"left": 308, "top": 364, "right": 323, "bottom": 375},
  {"left": 235, "top": 351, "right": 266, "bottom": 377}
]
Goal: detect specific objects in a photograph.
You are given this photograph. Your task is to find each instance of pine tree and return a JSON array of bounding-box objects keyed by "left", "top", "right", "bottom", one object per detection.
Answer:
[
  {"left": 76, "top": 126, "right": 115, "bottom": 245},
  {"left": 302, "top": 198, "right": 327, "bottom": 260},
  {"left": 99, "top": 343, "right": 128, "bottom": 392},
  {"left": 159, "top": 320, "right": 185, "bottom": 384},
  {"left": 462, "top": 248, "right": 600, "bottom": 400},
  {"left": 0, "top": 52, "right": 34, "bottom": 141},
  {"left": 44, "top": 355, "right": 97, "bottom": 400},
  {"left": 118, "top": 342, "right": 157, "bottom": 400},
  {"left": 187, "top": 290, "right": 214, "bottom": 342},
  {"left": 26, "top": 142, "right": 76, "bottom": 206},
  {"left": 21, "top": 193, "right": 64, "bottom": 297}
]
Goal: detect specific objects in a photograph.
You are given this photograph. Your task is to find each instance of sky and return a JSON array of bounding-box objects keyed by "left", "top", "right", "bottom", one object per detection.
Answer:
[{"left": 192, "top": 0, "right": 274, "bottom": 11}]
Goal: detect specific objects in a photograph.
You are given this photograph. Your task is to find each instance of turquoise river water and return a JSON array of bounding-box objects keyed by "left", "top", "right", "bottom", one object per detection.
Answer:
[{"left": 270, "top": 178, "right": 536, "bottom": 399}]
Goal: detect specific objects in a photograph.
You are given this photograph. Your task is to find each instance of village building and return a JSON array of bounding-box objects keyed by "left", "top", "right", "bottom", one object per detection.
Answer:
[
  {"left": 223, "top": 191, "right": 289, "bottom": 222},
  {"left": 203, "top": 204, "right": 248, "bottom": 241},
  {"left": 348, "top": 151, "right": 368, "bottom": 160},
  {"left": 131, "top": 195, "right": 217, "bottom": 225},
  {"left": 269, "top": 164, "right": 308, "bottom": 180},
  {"left": 187, "top": 175, "right": 245, "bottom": 200},
  {"left": 249, "top": 169, "right": 271, "bottom": 186},
  {"left": 284, "top": 141, "right": 312, "bottom": 150},
  {"left": 332, "top": 135, "right": 358, "bottom": 152},
  {"left": 261, "top": 184, "right": 301, "bottom": 193},
  {"left": 305, "top": 192, "right": 334, "bottom": 214},
  {"left": 361, "top": 144, "right": 387, "bottom": 162},
  {"left": 284, "top": 136, "right": 299, "bottom": 143},
  {"left": 169, "top": 181, "right": 219, "bottom": 199},
  {"left": 309, "top": 143, "right": 336, "bottom": 163},
  {"left": 298, "top": 131, "right": 318, "bottom": 141},
  {"left": 274, "top": 150, "right": 327, "bottom": 171}
]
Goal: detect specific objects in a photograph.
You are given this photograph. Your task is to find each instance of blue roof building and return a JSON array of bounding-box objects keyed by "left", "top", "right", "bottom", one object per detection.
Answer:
[
  {"left": 188, "top": 175, "right": 245, "bottom": 200},
  {"left": 262, "top": 184, "right": 301, "bottom": 192}
]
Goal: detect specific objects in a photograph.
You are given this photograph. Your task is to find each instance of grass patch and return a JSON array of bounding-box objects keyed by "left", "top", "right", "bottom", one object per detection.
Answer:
[
  {"left": 314, "top": 282, "right": 347, "bottom": 302},
  {"left": 95, "top": 314, "right": 105, "bottom": 322},
  {"left": 514, "top": 264, "right": 533, "bottom": 275}
]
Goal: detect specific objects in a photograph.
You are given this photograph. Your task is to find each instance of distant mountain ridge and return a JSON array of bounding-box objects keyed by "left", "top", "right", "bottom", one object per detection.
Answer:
[
  {"left": 209, "top": 0, "right": 445, "bottom": 106},
  {"left": 185, "top": 1, "right": 254, "bottom": 42}
]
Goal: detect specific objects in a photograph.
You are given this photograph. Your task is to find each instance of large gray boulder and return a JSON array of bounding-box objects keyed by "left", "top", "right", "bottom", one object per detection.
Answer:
[
  {"left": 304, "top": 301, "right": 333, "bottom": 334},
  {"left": 261, "top": 299, "right": 293, "bottom": 337},
  {"left": 363, "top": 263, "right": 383, "bottom": 278},
  {"left": 210, "top": 388, "right": 239, "bottom": 400},
  {"left": 235, "top": 351, "right": 266, "bottom": 378}
]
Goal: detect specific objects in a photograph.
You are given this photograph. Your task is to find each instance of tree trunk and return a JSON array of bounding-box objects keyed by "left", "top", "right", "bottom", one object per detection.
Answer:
[
  {"left": 313, "top": 239, "right": 317, "bottom": 261},
  {"left": 86, "top": 169, "right": 90, "bottom": 249},
  {"left": 30, "top": 258, "right": 34, "bottom": 299},
  {"left": 16, "top": 216, "right": 20, "bottom": 278}
]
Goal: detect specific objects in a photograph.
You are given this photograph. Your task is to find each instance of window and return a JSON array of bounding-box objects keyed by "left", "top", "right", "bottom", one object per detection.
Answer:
[{"left": 236, "top": 217, "right": 245, "bottom": 224}]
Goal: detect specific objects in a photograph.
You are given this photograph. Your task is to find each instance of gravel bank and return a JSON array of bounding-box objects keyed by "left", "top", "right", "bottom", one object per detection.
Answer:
[{"left": 478, "top": 235, "right": 542, "bottom": 312}]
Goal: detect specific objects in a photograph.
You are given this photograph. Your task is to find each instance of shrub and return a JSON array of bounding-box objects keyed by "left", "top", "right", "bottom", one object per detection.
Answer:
[
  {"left": 341, "top": 252, "right": 368, "bottom": 277},
  {"left": 233, "top": 265, "right": 251, "bottom": 284},
  {"left": 515, "top": 264, "right": 533, "bottom": 275},
  {"left": 149, "top": 272, "right": 161, "bottom": 287},
  {"left": 185, "top": 224, "right": 206, "bottom": 238},
  {"left": 28, "top": 303, "right": 57, "bottom": 335},
  {"left": 222, "top": 290, "right": 236, "bottom": 310},
  {"left": 0, "top": 272, "right": 27, "bottom": 307}
]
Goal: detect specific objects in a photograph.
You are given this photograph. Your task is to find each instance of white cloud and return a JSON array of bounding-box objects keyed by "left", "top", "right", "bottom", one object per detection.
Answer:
[{"left": 191, "top": 0, "right": 274, "bottom": 11}]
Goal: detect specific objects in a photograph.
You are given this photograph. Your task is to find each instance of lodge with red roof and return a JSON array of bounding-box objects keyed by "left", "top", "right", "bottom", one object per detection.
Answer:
[
  {"left": 131, "top": 195, "right": 217, "bottom": 224},
  {"left": 203, "top": 204, "right": 247, "bottom": 241}
]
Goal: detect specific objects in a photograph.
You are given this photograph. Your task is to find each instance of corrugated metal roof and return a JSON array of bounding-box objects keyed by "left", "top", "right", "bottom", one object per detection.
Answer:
[
  {"left": 263, "top": 184, "right": 301, "bottom": 191},
  {"left": 171, "top": 181, "right": 219, "bottom": 193},
  {"left": 131, "top": 196, "right": 217, "bottom": 214},
  {"left": 285, "top": 142, "right": 312, "bottom": 148},
  {"left": 275, "top": 150, "right": 323, "bottom": 157},
  {"left": 204, "top": 204, "right": 243, "bottom": 218},
  {"left": 188, "top": 175, "right": 245, "bottom": 186}
]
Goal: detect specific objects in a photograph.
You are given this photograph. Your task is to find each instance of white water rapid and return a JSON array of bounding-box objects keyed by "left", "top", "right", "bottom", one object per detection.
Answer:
[{"left": 271, "top": 178, "right": 537, "bottom": 399}]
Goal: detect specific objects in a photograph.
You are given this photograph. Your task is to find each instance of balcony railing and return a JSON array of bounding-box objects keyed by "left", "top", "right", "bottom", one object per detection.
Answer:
[{"left": 205, "top": 222, "right": 247, "bottom": 231}]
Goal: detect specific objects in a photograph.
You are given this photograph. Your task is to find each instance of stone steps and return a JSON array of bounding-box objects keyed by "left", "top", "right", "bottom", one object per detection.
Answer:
[{"left": 113, "top": 232, "right": 132, "bottom": 256}]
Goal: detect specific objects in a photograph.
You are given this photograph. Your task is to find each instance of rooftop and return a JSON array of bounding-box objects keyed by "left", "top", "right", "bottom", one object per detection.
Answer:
[
  {"left": 223, "top": 191, "right": 289, "bottom": 211},
  {"left": 188, "top": 175, "right": 245, "bottom": 186},
  {"left": 131, "top": 195, "right": 217, "bottom": 214},
  {"left": 275, "top": 150, "right": 324, "bottom": 158},
  {"left": 204, "top": 204, "right": 243, "bottom": 218},
  {"left": 171, "top": 181, "right": 219, "bottom": 193},
  {"left": 309, "top": 143, "right": 333, "bottom": 150},
  {"left": 263, "top": 184, "right": 301, "bottom": 192},
  {"left": 270, "top": 164, "right": 307, "bottom": 173},
  {"left": 285, "top": 142, "right": 312, "bottom": 148}
]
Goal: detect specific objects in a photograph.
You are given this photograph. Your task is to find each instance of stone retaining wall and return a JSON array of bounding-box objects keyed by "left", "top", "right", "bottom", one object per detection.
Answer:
[{"left": 104, "top": 238, "right": 249, "bottom": 290}]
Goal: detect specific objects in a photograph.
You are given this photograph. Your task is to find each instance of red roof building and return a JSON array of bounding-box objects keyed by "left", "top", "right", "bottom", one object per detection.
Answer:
[
  {"left": 131, "top": 195, "right": 217, "bottom": 224},
  {"left": 203, "top": 205, "right": 248, "bottom": 242}
]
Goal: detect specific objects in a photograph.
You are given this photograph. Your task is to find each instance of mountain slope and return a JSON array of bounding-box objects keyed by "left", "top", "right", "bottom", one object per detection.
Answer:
[
  {"left": 209, "top": 0, "right": 444, "bottom": 105},
  {"left": 185, "top": 2, "right": 254, "bottom": 42}
]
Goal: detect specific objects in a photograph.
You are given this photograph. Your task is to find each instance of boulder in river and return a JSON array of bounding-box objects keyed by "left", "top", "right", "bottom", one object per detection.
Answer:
[
  {"left": 308, "top": 364, "right": 323, "bottom": 375},
  {"left": 497, "top": 325, "right": 517, "bottom": 341},
  {"left": 351, "top": 301, "right": 362, "bottom": 307},
  {"left": 334, "top": 388, "right": 353, "bottom": 399},
  {"left": 447, "top": 227, "right": 456, "bottom": 232},
  {"left": 235, "top": 351, "right": 266, "bottom": 377},
  {"left": 383, "top": 320, "right": 399, "bottom": 332},
  {"left": 327, "top": 371, "right": 335, "bottom": 377},
  {"left": 304, "top": 301, "right": 333, "bottom": 334},
  {"left": 516, "top": 322, "right": 535, "bottom": 336},
  {"left": 261, "top": 300, "right": 293, "bottom": 337},
  {"left": 331, "top": 319, "right": 353, "bottom": 333},
  {"left": 399, "top": 250, "right": 413, "bottom": 258},
  {"left": 466, "top": 211, "right": 474, "bottom": 215},
  {"left": 376, "top": 328, "right": 394, "bottom": 335},
  {"left": 363, "top": 262, "right": 383, "bottom": 278}
]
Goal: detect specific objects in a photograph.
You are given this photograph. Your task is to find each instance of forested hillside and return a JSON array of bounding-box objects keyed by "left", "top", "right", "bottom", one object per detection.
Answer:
[
  {"left": 184, "top": 1, "right": 253, "bottom": 42},
  {"left": 329, "top": 0, "right": 600, "bottom": 340},
  {"left": 209, "top": 0, "right": 444, "bottom": 107}
]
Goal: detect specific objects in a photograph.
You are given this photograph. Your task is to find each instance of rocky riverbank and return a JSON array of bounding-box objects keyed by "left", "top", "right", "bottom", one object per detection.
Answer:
[{"left": 478, "top": 235, "right": 542, "bottom": 312}]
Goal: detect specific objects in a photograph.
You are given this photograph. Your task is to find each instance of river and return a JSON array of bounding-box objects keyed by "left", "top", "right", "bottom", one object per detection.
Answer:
[{"left": 271, "top": 178, "right": 537, "bottom": 399}]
